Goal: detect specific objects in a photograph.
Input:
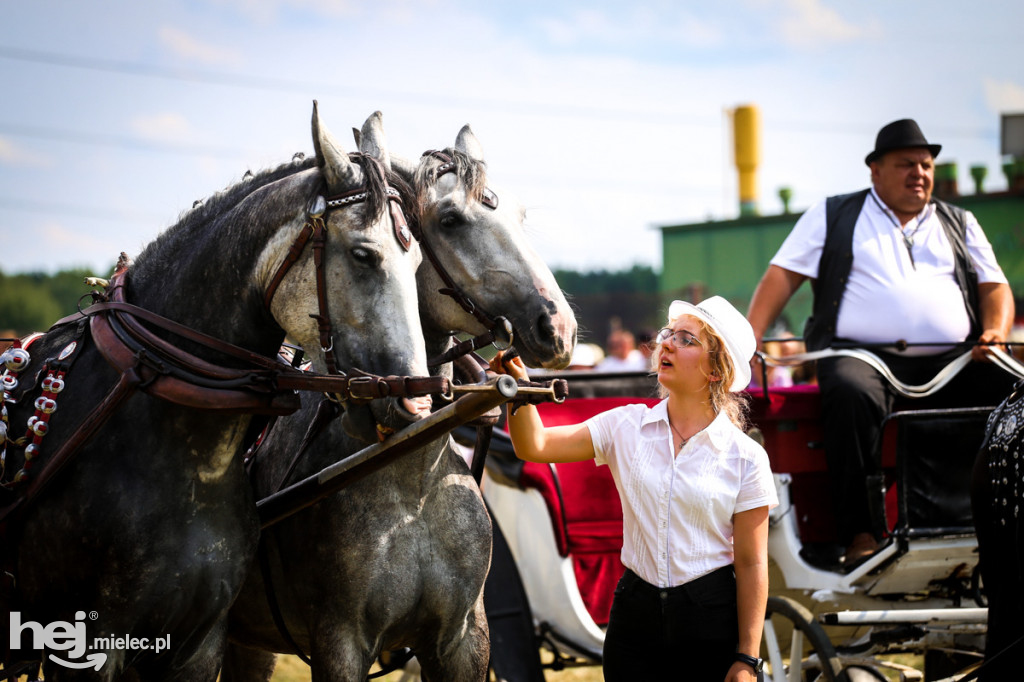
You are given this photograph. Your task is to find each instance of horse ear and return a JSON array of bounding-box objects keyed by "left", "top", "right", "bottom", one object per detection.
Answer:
[
  {"left": 311, "top": 100, "right": 359, "bottom": 190},
  {"left": 454, "top": 124, "right": 485, "bottom": 161},
  {"left": 352, "top": 127, "right": 361, "bottom": 147},
  {"left": 358, "top": 111, "right": 391, "bottom": 170}
]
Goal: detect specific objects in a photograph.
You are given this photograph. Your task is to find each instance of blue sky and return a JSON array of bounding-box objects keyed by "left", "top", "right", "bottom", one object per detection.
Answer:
[{"left": 1, "top": 0, "right": 1022, "bottom": 275}]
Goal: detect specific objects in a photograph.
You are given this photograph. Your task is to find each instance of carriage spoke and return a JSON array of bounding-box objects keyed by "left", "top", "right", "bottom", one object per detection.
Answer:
[
  {"left": 763, "top": 619, "right": 786, "bottom": 681},
  {"left": 788, "top": 629, "right": 805, "bottom": 682}
]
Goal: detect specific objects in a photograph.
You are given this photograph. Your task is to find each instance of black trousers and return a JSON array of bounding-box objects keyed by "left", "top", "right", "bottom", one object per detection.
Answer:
[
  {"left": 817, "top": 348, "right": 1016, "bottom": 544},
  {"left": 603, "top": 566, "right": 740, "bottom": 681}
]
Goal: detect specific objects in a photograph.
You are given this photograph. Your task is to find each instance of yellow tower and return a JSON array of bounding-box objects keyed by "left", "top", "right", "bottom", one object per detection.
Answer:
[{"left": 733, "top": 104, "right": 760, "bottom": 217}]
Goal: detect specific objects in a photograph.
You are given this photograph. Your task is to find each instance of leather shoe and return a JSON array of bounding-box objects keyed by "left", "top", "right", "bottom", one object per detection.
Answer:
[{"left": 842, "top": 532, "right": 879, "bottom": 566}]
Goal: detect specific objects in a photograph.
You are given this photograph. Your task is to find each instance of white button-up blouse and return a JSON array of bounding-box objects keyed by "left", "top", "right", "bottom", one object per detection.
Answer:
[{"left": 587, "top": 399, "right": 778, "bottom": 588}]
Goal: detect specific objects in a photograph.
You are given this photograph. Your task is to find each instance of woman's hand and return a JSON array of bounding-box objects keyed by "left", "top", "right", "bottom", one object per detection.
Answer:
[
  {"left": 725, "top": 661, "right": 758, "bottom": 682},
  {"left": 491, "top": 349, "right": 596, "bottom": 464},
  {"left": 488, "top": 350, "right": 530, "bottom": 381}
]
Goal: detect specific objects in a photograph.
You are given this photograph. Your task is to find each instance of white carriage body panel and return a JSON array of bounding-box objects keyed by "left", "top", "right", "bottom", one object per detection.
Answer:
[{"left": 482, "top": 470, "right": 606, "bottom": 658}]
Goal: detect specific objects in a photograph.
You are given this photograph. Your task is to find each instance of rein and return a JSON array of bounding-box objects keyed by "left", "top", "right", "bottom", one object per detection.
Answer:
[
  {"left": 756, "top": 346, "right": 1024, "bottom": 399},
  {"left": 90, "top": 271, "right": 447, "bottom": 406}
]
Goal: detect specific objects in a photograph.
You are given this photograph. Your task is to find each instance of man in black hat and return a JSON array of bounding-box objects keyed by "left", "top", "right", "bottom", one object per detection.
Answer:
[{"left": 746, "top": 118, "right": 1016, "bottom": 567}]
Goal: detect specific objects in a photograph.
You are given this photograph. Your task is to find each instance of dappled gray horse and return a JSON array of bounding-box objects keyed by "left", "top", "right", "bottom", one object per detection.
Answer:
[
  {"left": 222, "top": 124, "right": 576, "bottom": 681},
  {"left": 0, "top": 104, "right": 430, "bottom": 681}
]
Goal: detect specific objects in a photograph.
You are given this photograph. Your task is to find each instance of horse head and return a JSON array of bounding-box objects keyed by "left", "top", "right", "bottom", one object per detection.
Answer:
[
  {"left": 265, "top": 104, "right": 430, "bottom": 436},
  {"left": 392, "top": 126, "right": 577, "bottom": 370}
]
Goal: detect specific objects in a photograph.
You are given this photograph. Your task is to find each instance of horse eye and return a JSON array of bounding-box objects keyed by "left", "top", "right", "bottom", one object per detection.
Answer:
[
  {"left": 439, "top": 212, "right": 463, "bottom": 229},
  {"left": 350, "top": 247, "right": 380, "bottom": 267}
]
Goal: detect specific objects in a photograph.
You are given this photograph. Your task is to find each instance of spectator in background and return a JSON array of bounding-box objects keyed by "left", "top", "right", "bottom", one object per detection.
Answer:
[
  {"left": 568, "top": 343, "right": 603, "bottom": 370},
  {"left": 759, "top": 331, "right": 810, "bottom": 388},
  {"left": 636, "top": 329, "right": 656, "bottom": 364},
  {"left": 596, "top": 329, "right": 648, "bottom": 372}
]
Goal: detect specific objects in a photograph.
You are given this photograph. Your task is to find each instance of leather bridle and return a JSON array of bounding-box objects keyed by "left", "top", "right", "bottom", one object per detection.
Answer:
[
  {"left": 264, "top": 154, "right": 414, "bottom": 375},
  {"left": 417, "top": 150, "right": 515, "bottom": 368}
]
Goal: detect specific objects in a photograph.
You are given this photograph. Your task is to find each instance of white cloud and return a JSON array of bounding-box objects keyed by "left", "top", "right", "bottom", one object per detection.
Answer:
[
  {"left": 158, "top": 26, "right": 244, "bottom": 67},
  {"left": 537, "top": 7, "right": 722, "bottom": 49},
  {"left": 207, "top": 0, "right": 367, "bottom": 23},
  {"left": 129, "top": 112, "right": 195, "bottom": 144},
  {"left": 983, "top": 77, "right": 1024, "bottom": 114},
  {"left": 0, "top": 137, "right": 51, "bottom": 168},
  {"left": 775, "top": 0, "right": 874, "bottom": 49}
]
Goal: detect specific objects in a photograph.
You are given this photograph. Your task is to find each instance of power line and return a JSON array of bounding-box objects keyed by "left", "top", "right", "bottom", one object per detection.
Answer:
[
  {"left": 0, "top": 197, "right": 166, "bottom": 224},
  {"left": 0, "top": 45, "right": 717, "bottom": 127},
  {"left": 0, "top": 122, "right": 256, "bottom": 159},
  {"left": 0, "top": 45, "right": 1001, "bottom": 149}
]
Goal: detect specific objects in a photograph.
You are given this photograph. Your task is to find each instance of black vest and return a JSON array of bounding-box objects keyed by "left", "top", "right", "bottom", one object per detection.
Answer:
[{"left": 803, "top": 189, "right": 980, "bottom": 351}]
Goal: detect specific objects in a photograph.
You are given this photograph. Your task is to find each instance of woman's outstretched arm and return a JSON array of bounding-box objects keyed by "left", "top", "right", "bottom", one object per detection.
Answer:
[{"left": 489, "top": 352, "right": 597, "bottom": 464}]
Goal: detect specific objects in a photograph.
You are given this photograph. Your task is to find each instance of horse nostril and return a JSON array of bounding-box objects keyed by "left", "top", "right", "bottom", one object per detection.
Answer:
[{"left": 536, "top": 312, "right": 556, "bottom": 343}]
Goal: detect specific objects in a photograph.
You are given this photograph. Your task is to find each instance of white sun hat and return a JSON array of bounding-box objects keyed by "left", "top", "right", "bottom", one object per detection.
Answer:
[{"left": 667, "top": 296, "right": 756, "bottom": 392}]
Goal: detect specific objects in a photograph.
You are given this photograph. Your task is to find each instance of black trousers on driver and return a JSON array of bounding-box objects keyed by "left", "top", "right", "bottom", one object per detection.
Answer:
[
  {"left": 817, "top": 348, "right": 1017, "bottom": 545},
  {"left": 602, "top": 566, "right": 739, "bottom": 681}
]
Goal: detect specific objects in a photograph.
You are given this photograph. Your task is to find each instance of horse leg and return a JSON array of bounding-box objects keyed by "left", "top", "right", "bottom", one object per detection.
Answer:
[
  {"left": 308, "top": 628, "right": 374, "bottom": 682},
  {"left": 220, "top": 642, "right": 277, "bottom": 682},
  {"left": 416, "top": 602, "right": 490, "bottom": 682}
]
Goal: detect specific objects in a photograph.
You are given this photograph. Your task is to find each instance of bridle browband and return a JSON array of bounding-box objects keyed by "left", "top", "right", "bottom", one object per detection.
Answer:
[{"left": 417, "top": 150, "right": 514, "bottom": 367}]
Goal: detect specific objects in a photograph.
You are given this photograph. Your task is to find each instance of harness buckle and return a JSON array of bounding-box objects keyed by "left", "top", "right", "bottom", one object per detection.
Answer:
[{"left": 348, "top": 376, "right": 389, "bottom": 401}]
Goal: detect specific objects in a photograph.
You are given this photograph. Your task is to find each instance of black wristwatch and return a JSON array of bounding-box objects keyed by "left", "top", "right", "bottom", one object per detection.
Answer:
[{"left": 735, "top": 652, "right": 764, "bottom": 673}]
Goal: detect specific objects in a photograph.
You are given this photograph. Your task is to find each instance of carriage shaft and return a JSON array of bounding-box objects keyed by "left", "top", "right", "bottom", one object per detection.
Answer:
[{"left": 256, "top": 375, "right": 518, "bottom": 528}]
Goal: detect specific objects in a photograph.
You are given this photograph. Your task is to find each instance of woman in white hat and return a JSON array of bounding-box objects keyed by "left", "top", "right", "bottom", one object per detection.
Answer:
[{"left": 490, "top": 296, "right": 777, "bottom": 681}]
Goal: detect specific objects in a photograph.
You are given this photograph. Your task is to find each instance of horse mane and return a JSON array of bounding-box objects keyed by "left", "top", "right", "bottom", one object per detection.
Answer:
[
  {"left": 414, "top": 148, "right": 488, "bottom": 208},
  {"left": 135, "top": 153, "right": 418, "bottom": 273},
  {"left": 182, "top": 155, "right": 320, "bottom": 228}
]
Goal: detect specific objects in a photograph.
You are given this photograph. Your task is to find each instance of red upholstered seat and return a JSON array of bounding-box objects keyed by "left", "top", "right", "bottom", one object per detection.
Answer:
[{"left": 513, "top": 397, "right": 658, "bottom": 626}]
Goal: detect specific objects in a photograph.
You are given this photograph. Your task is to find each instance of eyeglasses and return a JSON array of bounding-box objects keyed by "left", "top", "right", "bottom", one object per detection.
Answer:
[{"left": 656, "top": 328, "right": 703, "bottom": 349}]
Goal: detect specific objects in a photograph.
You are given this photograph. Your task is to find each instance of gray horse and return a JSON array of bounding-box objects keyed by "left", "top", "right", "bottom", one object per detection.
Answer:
[
  {"left": 1, "top": 105, "right": 429, "bottom": 681},
  {"left": 222, "top": 123, "right": 577, "bottom": 681}
]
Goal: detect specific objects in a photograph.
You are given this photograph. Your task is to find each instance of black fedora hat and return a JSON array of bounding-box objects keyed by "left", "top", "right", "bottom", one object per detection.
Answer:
[{"left": 865, "top": 119, "right": 942, "bottom": 165}]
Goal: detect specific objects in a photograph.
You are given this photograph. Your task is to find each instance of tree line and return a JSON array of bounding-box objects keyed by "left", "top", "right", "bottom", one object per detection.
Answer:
[
  {"left": 1, "top": 265, "right": 664, "bottom": 349},
  {"left": 0, "top": 268, "right": 101, "bottom": 338}
]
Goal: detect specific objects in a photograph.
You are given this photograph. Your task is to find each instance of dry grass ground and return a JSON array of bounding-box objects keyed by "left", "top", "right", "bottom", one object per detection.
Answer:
[
  {"left": 267, "top": 651, "right": 923, "bottom": 681},
  {"left": 269, "top": 652, "right": 606, "bottom": 681},
  {"left": 6, "top": 650, "right": 922, "bottom": 681}
]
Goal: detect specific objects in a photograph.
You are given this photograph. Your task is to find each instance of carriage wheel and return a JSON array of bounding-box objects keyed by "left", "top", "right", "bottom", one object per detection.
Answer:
[{"left": 762, "top": 595, "right": 846, "bottom": 682}]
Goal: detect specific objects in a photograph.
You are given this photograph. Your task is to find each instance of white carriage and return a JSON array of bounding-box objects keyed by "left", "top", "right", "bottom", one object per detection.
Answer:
[{"left": 473, "top": 349, "right": 1024, "bottom": 681}]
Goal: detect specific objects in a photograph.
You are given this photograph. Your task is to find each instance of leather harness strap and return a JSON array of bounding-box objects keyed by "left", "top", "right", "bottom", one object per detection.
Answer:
[
  {"left": 263, "top": 212, "right": 319, "bottom": 311},
  {"left": 89, "top": 271, "right": 448, "bottom": 406},
  {"left": 309, "top": 213, "right": 335, "bottom": 374},
  {"left": 0, "top": 364, "right": 143, "bottom": 531}
]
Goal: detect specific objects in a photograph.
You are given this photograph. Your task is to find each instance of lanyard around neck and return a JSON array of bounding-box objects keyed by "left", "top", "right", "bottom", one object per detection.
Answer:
[{"left": 868, "top": 190, "right": 931, "bottom": 269}]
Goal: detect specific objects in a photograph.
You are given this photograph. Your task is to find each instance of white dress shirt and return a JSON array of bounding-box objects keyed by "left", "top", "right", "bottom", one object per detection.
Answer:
[
  {"left": 586, "top": 400, "right": 777, "bottom": 588},
  {"left": 771, "top": 189, "right": 1007, "bottom": 354}
]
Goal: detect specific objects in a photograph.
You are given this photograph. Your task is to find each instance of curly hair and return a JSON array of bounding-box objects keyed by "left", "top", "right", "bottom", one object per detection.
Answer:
[{"left": 652, "top": 316, "right": 749, "bottom": 430}]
